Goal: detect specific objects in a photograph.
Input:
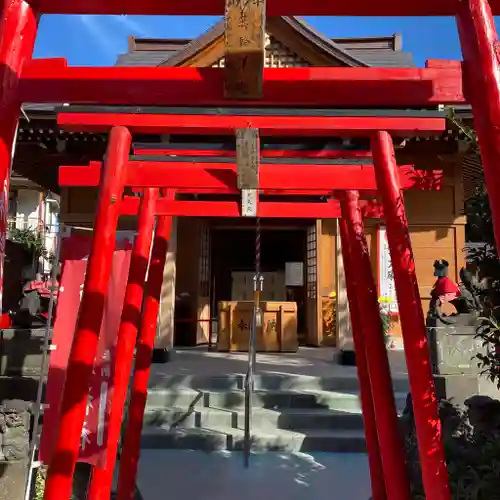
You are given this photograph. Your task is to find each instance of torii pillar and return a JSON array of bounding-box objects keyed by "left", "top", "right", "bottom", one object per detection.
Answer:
[
  {"left": 456, "top": 0, "right": 500, "bottom": 252},
  {"left": 0, "top": 0, "right": 38, "bottom": 311}
]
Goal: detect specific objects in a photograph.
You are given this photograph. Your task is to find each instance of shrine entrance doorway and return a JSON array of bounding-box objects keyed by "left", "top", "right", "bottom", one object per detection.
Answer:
[
  {"left": 211, "top": 222, "right": 309, "bottom": 345},
  {"left": 174, "top": 217, "right": 314, "bottom": 348}
]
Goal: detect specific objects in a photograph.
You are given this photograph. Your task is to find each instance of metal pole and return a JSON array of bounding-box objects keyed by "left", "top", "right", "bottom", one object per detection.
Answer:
[
  {"left": 338, "top": 216, "right": 387, "bottom": 500},
  {"left": 43, "top": 126, "right": 130, "bottom": 500},
  {"left": 253, "top": 216, "right": 262, "bottom": 373},
  {"left": 456, "top": 0, "right": 500, "bottom": 254},
  {"left": 0, "top": 0, "right": 38, "bottom": 315},
  {"left": 371, "top": 131, "right": 450, "bottom": 500},
  {"left": 116, "top": 212, "right": 172, "bottom": 500},
  {"left": 243, "top": 217, "right": 262, "bottom": 468},
  {"left": 24, "top": 209, "right": 62, "bottom": 500},
  {"left": 340, "top": 191, "right": 411, "bottom": 500},
  {"left": 87, "top": 189, "right": 158, "bottom": 500}
]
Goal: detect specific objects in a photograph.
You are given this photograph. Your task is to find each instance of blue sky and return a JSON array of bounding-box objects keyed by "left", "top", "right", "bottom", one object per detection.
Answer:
[{"left": 33, "top": 15, "right": 469, "bottom": 67}]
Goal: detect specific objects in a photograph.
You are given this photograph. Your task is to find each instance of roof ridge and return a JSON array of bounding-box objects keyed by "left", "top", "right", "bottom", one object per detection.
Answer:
[
  {"left": 158, "top": 16, "right": 369, "bottom": 68},
  {"left": 158, "top": 19, "right": 224, "bottom": 67},
  {"left": 280, "top": 16, "right": 369, "bottom": 67}
]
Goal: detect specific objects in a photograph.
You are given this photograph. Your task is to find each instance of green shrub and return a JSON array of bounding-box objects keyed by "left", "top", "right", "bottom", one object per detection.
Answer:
[
  {"left": 34, "top": 466, "right": 46, "bottom": 500},
  {"left": 402, "top": 398, "right": 500, "bottom": 500}
]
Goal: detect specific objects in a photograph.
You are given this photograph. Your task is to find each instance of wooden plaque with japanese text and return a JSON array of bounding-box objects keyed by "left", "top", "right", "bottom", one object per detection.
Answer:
[
  {"left": 236, "top": 127, "right": 259, "bottom": 190},
  {"left": 224, "top": 0, "right": 266, "bottom": 99}
]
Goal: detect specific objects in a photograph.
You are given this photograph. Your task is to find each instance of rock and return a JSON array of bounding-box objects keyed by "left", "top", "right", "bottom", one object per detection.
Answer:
[{"left": 0, "top": 400, "right": 31, "bottom": 462}]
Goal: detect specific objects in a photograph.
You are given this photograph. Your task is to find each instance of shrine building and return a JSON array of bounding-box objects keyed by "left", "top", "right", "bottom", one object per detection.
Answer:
[{"left": 15, "top": 17, "right": 475, "bottom": 352}]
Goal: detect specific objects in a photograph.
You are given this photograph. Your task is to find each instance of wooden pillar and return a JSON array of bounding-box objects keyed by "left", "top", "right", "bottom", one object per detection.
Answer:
[
  {"left": 224, "top": 0, "right": 266, "bottom": 99},
  {"left": 318, "top": 218, "right": 337, "bottom": 346},
  {"left": 315, "top": 219, "right": 324, "bottom": 344},
  {"left": 335, "top": 219, "right": 353, "bottom": 352},
  {"left": 156, "top": 216, "right": 178, "bottom": 354}
]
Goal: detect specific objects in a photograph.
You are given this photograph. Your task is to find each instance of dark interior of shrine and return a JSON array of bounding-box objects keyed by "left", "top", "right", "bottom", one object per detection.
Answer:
[{"left": 210, "top": 225, "right": 308, "bottom": 337}]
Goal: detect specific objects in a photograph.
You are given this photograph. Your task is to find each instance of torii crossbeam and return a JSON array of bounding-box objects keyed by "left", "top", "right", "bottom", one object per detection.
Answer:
[
  {"left": 58, "top": 161, "right": 443, "bottom": 191},
  {"left": 20, "top": 61, "right": 465, "bottom": 107},
  {"left": 14, "top": 0, "right": 500, "bottom": 16}
]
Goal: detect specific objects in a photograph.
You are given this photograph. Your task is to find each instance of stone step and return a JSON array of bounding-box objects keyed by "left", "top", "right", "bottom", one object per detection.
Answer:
[
  {"left": 140, "top": 425, "right": 367, "bottom": 453},
  {"left": 149, "top": 373, "right": 409, "bottom": 394},
  {"left": 146, "top": 388, "right": 409, "bottom": 413},
  {"left": 144, "top": 406, "right": 365, "bottom": 432}
]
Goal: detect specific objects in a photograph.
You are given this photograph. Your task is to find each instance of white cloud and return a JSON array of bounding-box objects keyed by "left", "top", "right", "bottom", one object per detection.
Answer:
[
  {"left": 79, "top": 15, "right": 119, "bottom": 53},
  {"left": 110, "top": 15, "right": 147, "bottom": 37}
]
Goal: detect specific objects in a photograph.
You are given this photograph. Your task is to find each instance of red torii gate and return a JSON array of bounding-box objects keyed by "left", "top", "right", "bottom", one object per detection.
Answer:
[
  {"left": 55, "top": 122, "right": 443, "bottom": 500},
  {"left": 53, "top": 105, "right": 445, "bottom": 500},
  {"left": 1, "top": 2, "right": 500, "bottom": 500}
]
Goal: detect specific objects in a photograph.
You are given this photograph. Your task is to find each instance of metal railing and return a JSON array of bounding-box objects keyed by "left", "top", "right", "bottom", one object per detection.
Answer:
[
  {"left": 8, "top": 216, "right": 38, "bottom": 231},
  {"left": 8, "top": 216, "right": 54, "bottom": 232},
  {"left": 24, "top": 222, "right": 62, "bottom": 500}
]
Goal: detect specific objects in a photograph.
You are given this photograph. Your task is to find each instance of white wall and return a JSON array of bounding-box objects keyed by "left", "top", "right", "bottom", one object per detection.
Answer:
[
  {"left": 14, "top": 189, "right": 40, "bottom": 229},
  {"left": 42, "top": 195, "right": 60, "bottom": 273},
  {"left": 11, "top": 189, "right": 61, "bottom": 275}
]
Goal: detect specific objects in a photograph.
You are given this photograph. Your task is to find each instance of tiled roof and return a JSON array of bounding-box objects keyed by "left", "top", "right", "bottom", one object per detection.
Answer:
[
  {"left": 116, "top": 44, "right": 414, "bottom": 68},
  {"left": 346, "top": 49, "right": 414, "bottom": 68},
  {"left": 116, "top": 17, "right": 414, "bottom": 68}
]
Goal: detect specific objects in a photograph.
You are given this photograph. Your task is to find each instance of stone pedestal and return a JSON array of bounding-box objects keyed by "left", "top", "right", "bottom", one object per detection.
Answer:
[
  {"left": 427, "top": 313, "right": 499, "bottom": 405},
  {"left": 0, "top": 461, "right": 29, "bottom": 500}
]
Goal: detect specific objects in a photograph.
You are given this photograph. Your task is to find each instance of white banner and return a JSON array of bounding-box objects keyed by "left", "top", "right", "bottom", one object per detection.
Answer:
[{"left": 378, "top": 226, "right": 398, "bottom": 313}]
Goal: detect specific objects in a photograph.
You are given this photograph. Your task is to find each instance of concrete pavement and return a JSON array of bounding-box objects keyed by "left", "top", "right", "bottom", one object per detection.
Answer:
[{"left": 135, "top": 450, "right": 371, "bottom": 500}]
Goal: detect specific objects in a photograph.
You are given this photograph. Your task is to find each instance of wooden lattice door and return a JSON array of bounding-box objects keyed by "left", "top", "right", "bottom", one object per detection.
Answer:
[
  {"left": 306, "top": 223, "right": 319, "bottom": 345},
  {"left": 197, "top": 221, "right": 211, "bottom": 344}
]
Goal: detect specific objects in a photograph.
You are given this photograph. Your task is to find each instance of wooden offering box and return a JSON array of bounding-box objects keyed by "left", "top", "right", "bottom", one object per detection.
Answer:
[{"left": 217, "top": 301, "right": 298, "bottom": 353}]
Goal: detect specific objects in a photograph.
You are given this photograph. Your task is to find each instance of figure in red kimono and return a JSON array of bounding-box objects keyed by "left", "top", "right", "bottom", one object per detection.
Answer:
[{"left": 430, "top": 259, "right": 461, "bottom": 306}]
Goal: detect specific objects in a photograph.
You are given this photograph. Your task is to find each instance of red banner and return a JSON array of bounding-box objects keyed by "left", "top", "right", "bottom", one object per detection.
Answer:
[
  {"left": 0, "top": 172, "right": 9, "bottom": 312},
  {"left": 40, "top": 234, "right": 132, "bottom": 467}
]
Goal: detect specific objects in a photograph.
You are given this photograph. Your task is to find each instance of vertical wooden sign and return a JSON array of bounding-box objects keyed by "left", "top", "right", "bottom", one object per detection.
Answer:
[
  {"left": 236, "top": 127, "right": 259, "bottom": 189},
  {"left": 236, "top": 127, "right": 260, "bottom": 217},
  {"left": 224, "top": 0, "right": 266, "bottom": 99}
]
